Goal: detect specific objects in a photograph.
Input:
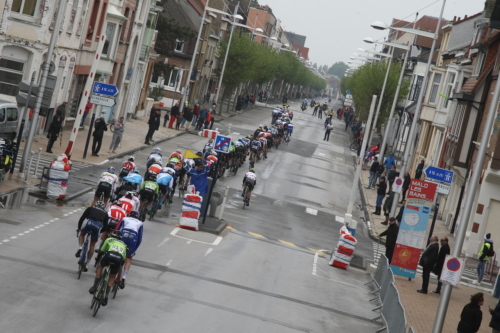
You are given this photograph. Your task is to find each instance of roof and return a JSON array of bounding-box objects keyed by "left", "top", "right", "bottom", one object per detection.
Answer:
[
  {"left": 414, "top": 16, "right": 449, "bottom": 49},
  {"left": 390, "top": 18, "right": 412, "bottom": 41},
  {"left": 291, "top": 45, "right": 309, "bottom": 60},
  {"left": 163, "top": 0, "right": 202, "bottom": 32},
  {"left": 460, "top": 56, "right": 495, "bottom": 94}
]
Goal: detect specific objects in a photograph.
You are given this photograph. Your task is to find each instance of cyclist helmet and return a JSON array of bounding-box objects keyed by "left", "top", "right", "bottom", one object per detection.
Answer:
[
  {"left": 249, "top": 168, "right": 255, "bottom": 173},
  {"left": 128, "top": 156, "right": 135, "bottom": 161},
  {"left": 125, "top": 191, "right": 134, "bottom": 199},
  {"left": 147, "top": 173, "right": 157, "bottom": 182},
  {"left": 95, "top": 201, "right": 105, "bottom": 209},
  {"left": 166, "top": 169, "right": 175, "bottom": 176},
  {"left": 128, "top": 211, "right": 140, "bottom": 218},
  {"left": 196, "top": 150, "right": 203, "bottom": 157},
  {"left": 207, "top": 155, "right": 218, "bottom": 163},
  {"left": 154, "top": 148, "right": 161, "bottom": 154},
  {"left": 114, "top": 199, "right": 123, "bottom": 206},
  {"left": 107, "top": 166, "right": 115, "bottom": 174},
  {"left": 238, "top": 138, "right": 243, "bottom": 142},
  {"left": 132, "top": 170, "right": 140, "bottom": 174},
  {"left": 110, "top": 230, "right": 123, "bottom": 240},
  {"left": 208, "top": 139, "right": 214, "bottom": 143},
  {"left": 167, "top": 162, "right": 176, "bottom": 169},
  {"left": 176, "top": 149, "right": 182, "bottom": 154}
]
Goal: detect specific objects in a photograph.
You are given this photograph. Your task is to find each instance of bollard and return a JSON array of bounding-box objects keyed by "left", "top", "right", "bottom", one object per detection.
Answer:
[
  {"left": 25, "top": 151, "right": 35, "bottom": 181},
  {"left": 33, "top": 148, "right": 43, "bottom": 177},
  {"left": 228, "top": 123, "right": 232, "bottom": 134},
  {"left": 209, "top": 191, "right": 222, "bottom": 217},
  {"left": 218, "top": 186, "right": 230, "bottom": 220}
]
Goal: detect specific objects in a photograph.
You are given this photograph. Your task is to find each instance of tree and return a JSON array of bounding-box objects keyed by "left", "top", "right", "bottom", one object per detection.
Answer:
[
  {"left": 154, "top": 7, "right": 195, "bottom": 57},
  {"left": 321, "top": 65, "right": 328, "bottom": 73},
  {"left": 342, "top": 60, "right": 410, "bottom": 124},
  {"left": 328, "top": 62, "right": 349, "bottom": 77}
]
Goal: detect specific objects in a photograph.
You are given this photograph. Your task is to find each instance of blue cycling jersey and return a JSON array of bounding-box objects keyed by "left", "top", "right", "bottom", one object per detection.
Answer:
[{"left": 123, "top": 173, "right": 143, "bottom": 184}]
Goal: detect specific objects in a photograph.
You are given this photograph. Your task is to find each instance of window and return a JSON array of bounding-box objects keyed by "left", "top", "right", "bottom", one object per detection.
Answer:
[
  {"left": 175, "top": 40, "right": 184, "bottom": 53},
  {"left": 429, "top": 73, "right": 442, "bottom": 104},
  {"left": 11, "top": 0, "right": 37, "bottom": 16},
  {"left": 441, "top": 72, "right": 456, "bottom": 109},
  {"left": 6, "top": 108, "right": 18, "bottom": 121},
  {"left": 0, "top": 59, "right": 24, "bottom": 96},
  {"left": 167, "top": 69, "right": 179, "bottom": 88},
  {"left": 0, "top": 109, "right": 4, "bottom": 122},
  {"left": 102, "top": 23, "right": 117, "bottom": 56},
  {"left": 409, "top": 75, "right": 423, "bottom": 101},
  {"left": 449, "top": 103, "right": 466, "bottom": 142},
  {"left": 473, "top": 52, "right": 485, "bottom": 77}
]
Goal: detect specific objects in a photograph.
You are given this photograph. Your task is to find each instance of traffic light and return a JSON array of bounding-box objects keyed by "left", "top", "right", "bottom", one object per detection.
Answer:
[{"left": 16, "top": 75, "right": 57, "bottom": 109}]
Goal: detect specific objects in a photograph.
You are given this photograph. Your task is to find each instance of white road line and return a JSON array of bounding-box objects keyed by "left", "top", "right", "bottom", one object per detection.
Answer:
[
  {"left": 38, "top": 224, "right": 45, "bottom": 227},
  {"left": 10, "top": 236, "right": 17, "bottom": 239},
  {"left": 29, "top": 228, "right": 35, "bottom": 231},
  {"left": 53, "top": 218, "right": 59, "bottom": 221},
  {"left": 98, "top": 159, "right": 109, "bottom": 165},
  {"left": 2, "top": 240, "right": 9, "bottom": 242},
  {"left": 312, "top": 252, "right": 319, "bottom": 275},
  {"left": 170, "top": 227, "right": 180, "bottom": 236},
  {"left": 318, "top": 153, "right": 325, "bottom": 157},
  {"left": 34, "top": 226, "right": 40, "bottom": 229},
  {"left": 204, "top": 248, "right": 213, "bottom": 256},
  {"left": 212, "top": 236, "right": 223, "bottom": 246},
  {"left": 63, "top": 214, "right": 68, "bottom": 217},
  {"left": 186, "top": 240, "right": 192, "bottom": 244},
  {"left": 166, "top": 260, "right": 172, "bottom": 266},
  {"left": 306, "top": 207, "right": 318, "bottom": 215},
  {"left": 24, "top": 231, "right": 30, "bottom": 234},
  {"left": 335, "top": 216, "right": 345, "bottom": 223},
  {"left": 18, "top": 233, "right": 24, "bottom": 236},
  {"left": 157, "top": 238, "right": 170, "bottom": 247},
  {"left": 44, "top": 222, "right": 50, "bottom": 225}
]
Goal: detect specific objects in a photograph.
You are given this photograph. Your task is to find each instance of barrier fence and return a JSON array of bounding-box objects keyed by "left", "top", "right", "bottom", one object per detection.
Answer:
[{"left": 366, "top": 254, "right": 413, "bottom": 333}]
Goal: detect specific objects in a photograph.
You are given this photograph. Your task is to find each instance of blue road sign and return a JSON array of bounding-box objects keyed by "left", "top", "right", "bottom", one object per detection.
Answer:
[
  {"left": 92, "top": 82, "right": 119, "bottom": 96},
  {"left": 424, "top": 166, "right": 454, "bottom": 184},
  {"left": 214, "top": 134, "right": 232, "bottom": 153}
]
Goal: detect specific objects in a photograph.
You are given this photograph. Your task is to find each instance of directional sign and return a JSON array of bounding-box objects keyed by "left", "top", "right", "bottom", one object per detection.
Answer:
[
  {"left": 214, "top": 134, "right": 231, "bottom": 153},
  {"left": 92, "top": 82, "right": 119, "bottom": 96},
  {"left": 90, "top": 95, "right": 116, "bottom": 107},
  {"left": 440, "top": 255, "right": 465, "bottom": 286},
  {"left": 424, "top": 166, "right": 454, "bottom": 184},
  {"left": 427, "top": 181, "right": 451, "bottom": 195}
]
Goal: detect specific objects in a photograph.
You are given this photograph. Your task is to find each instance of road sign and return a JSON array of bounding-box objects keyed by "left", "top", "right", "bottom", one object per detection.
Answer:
[
  {"left": 407, "top": 179, "right": 438, "bottom": 206},
  {"left": 90, "top": 95, "right": 116, "bottom": 107},
  {"left": 214, "top": 134, "right": 231, "bottom": 153},
  {"left": 424, "top": 166, "right": 454, "bottom": 184},
  {"left": 392, "top": 177, "right": 403, "bottom": 193},
  {"left": 92, "top": 82, "right": 119, "bottom": 96},
  {"left": 440, "top": 255, "right": 465, "bottom": 286},
  {"left": 427, "top": 181, "right": 451, "bottom": 195}
]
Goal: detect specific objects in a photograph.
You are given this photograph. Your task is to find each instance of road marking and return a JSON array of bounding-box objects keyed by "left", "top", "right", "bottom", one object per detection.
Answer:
[
  {"left": 212, "top": 236, "right": 223, "bottom": 246},
  {"left": 98, "top": 159, "right": 109, "bottom": 165},
  {"left": 3, "top": 239, "right": 9, "bottom": 242},
  {"left": 204, "top": 248, "right": 213, "bottom": 256},
  {"left": 318, "top": 153, "right": 325, "bottom": 157},
  {"left": 170, "top": 227, "right": 180, "bottom": 236},
  {"left": 10, "top": 236, "right": 17, "bottom": 239},
  {"left": 63, "top": 214, "right": 68, "bottom": 217},
  {"left": 335, "top": 216, "right": 345, "bottom": 223},
  {"left": 18, "top": 233, "right": 24, "bottom": 236},
  {"left": 226, "top": 226, "right": 235, "bottom": 230},
  {"left": 279, "top": 240, "right": 297, "bottom": 247},
  {"left": 224, "top": 218, "right": 243, "bottom": 224},
  {"left": 308, "top": 248, "right": 326, "bottom": 255},
  {"left": 29, "top": 228, "right": 35, "bottom": 231},
  {"left": 248, "top": 232, "right": 266, "bottom": 239},
  {"left": 38, "top": 224, "right": 45, "bottom": 228},
  {"left": 166, "top": 260, "right": 172, "bottom": 266},
  {"left": 44, "top": 222, "right": 50, "bottom": 225},
  {"left": 157, "top": 238, "right": 170, "bottom": 247},
  {"left": 34, "top": 226, "right": 40, "bottom": 229},
  {"left": 312, "top": 252, "right": 319, "bottom": 275},
  {"left": 53, "top": 218, "right": 59, "bottom": 221},
  {"left": 186, "top": 239, "right": 192, "bottom": 244},
  {"left": 306, "top": 207, "right": 318, "bottom": 215},
  {"left": 24, "top": 231, "right": 30, "bottom": 234}
]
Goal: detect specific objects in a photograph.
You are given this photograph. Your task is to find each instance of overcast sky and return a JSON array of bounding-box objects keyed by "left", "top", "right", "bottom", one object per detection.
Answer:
[{"left": 260, "top": 0, "right": 485, "bottom": 68}]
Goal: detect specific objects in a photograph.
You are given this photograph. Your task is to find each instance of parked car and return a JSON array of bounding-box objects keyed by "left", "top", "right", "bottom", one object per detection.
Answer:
[{"left": 0, "top": 100, "right": 18, "bottom": 141}]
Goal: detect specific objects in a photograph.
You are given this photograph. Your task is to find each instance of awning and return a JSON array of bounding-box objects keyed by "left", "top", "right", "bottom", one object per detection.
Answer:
[{"left": 107, "top": 5, "right": 128, "bottom": 21}]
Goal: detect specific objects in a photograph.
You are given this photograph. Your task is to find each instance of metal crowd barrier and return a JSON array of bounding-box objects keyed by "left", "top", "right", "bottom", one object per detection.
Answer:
[
  {"left": 367, "top": 254, "right": 408, "bottom": 332},
  {"left": 408, "top": 327, "right": 415, "bottom": 333}
]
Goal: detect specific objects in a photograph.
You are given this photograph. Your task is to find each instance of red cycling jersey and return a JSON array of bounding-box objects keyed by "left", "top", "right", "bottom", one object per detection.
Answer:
[
  {"left": 108, "top": 205, "right": 126, "bottom": 223},
  {"left": 120, "top": 197, "right": 135, "bottom": 214}
]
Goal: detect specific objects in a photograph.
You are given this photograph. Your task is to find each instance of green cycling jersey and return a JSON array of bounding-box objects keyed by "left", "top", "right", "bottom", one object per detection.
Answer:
[
  {"left": 141, "top": 180, "right": 159, "bottom": 194},
  {"left": 101, "top": 238, "right": 127, "bottom": 260}
]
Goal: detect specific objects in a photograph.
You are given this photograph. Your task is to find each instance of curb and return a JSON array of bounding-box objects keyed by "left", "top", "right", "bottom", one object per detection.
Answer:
[
  {"left": 199, "top": 220, "right": 228, "bottom": 235},
  {"left": 60, "top": 186, "right": 94, "bottom": 202}
]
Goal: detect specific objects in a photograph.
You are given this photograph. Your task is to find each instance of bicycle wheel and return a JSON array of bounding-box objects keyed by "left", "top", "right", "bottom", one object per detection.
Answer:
[
  {"left": 350, "top": 142, "right": 359, "bottom": 152},
  {"left": 77, "top": 242, "right": 88, "bottom": 279},
  {"left": 149, "top": 203, "right": 157, "bottom": 221},
  {"left": 112, "top": 281, "right": 119, "bottom": 299},
  {"left": 92, "top": 283, "right": 103, "bottom": 317}
]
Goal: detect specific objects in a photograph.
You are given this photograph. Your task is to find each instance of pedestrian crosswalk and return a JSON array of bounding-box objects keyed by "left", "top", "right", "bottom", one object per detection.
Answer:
[
  {"left": 371, "top": 242, "right": 494, "bottom": 292},
  {"left": 17, "top": 149, "right": 92, "bottom": 180}
]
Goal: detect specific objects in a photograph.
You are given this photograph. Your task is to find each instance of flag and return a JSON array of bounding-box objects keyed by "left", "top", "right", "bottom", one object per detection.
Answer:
[
  {"left": 184, "top": 149, "right": 199, "bottom": 159},
  {"left": 438, "top": 92, "right": 449, "bottom": 99}
]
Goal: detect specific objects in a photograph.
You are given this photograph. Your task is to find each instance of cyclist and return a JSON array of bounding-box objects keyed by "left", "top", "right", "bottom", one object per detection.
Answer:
[
  {"left": 249, "top": 137, "right": 261, "bottom": 167},
  {"left": 95, "top": 200, "right": 127, "bottom": 254},
  {"left": 271, "top": 108, "right": 281, "bottom": 124},
  {"left": 115, "top": 211, "right": 144, "bottom": 289},
  {"left": 259, "top": 136, "right": 268, "bottom": 158},
  {"left": 118, "top": 156, "right": 136, "bottom": 180},
  {"left": 242, "top": 168, "right": 257, "bottom": 206},
  {"left": 122, "top": 170, "right": 143, "bottom": 191},
  {"left": 301, "top": 99, "right": 308, "bottom": 111},
  {"left": 203, "top": 139, "right": 214, "bottom": 154},
  {"left": 286, "top": 122, "right": 294, "bottom": 138},
  {"left": 114, "top": 180, "right": 136, "bottom": 200},
  {"left": 253, "top": 125, "right": 264, "bottom": 139},
  {"left": 147, "top": 148, "right": 162, "bottom": 168},
  {"left": 145, "top": 161, "right": 162, "bottom": 179},
  {"left": 91, "top": 167, "right": 118, "bottom": 207},
  {"left": 76, "top": 201, "right": 109, "bottom": 271},
  {"left": 120, "top": 191, "right": 136, "bottom": 214},
  {"left": 139, "top": 173, "right": 159, "bottom": 212},
  {"left": 169, "top": 149, "right": 183, "bottom": 161},
  {"left": 157, "top": 170, "right": 174, "bottom": 205},
  {"left": 88, "top": 230, "right": 126, "bottom": 306}
]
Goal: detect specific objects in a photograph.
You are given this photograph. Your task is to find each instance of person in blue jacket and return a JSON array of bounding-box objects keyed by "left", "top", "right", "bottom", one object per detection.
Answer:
[{"left": 184, "top": 159, "right": 211, "bottom": 200}]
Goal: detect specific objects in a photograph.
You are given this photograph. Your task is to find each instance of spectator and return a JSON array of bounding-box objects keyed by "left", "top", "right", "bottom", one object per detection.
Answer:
[
  {"left": 386, "top": 165, "right": 398, "bottom": 195},
  {"left": 209, "top": 105, "right": 216, "bottom": 129},
  {"left": 367, "top": 156, "right": 380, "bottom": 189},
  {"left": 145, "top": 107, "right": 161, "bottom": 144},
  {"left": 108, "top": 116, "right": 124, "bottom": 154},
  {"left": 473, "top": 233, "right": 494, "bottom": 285},
  {"left": 417, "top": 235, "right": 439, "bottom": 294},
  {"left": 384, "top": 153, "right": 396, "bottom": 174},
  {"left": 431, "top": 236, "right": 450, "bottom": 294},
  {"left": 168, "top": 102, "right": 179, "bottom": 128},
  {"left": 323, "top": 122, "right": 333, "bottom": 141},
  {"left": 56, "top": 101, "right": 68, "bottom": 123},
  {"left": 184, "top": 160, "right": 211, "bottom": 201},
  {"left": 46, "top": 114, "right": 62, "bottom": 153},
  {"left": 488, "top": 298, "right": 500, "bottom": 333},
  {"left": 379, "top": 217, "right": 399, "bottom": 264},
  {"left": 236, "top": 95, "right": 243, "bottom": 113},
  {"left": 91, "top": 117, "right": 107, "bottom": 157},
  {"left": 175, "top": 110, "right": 183, "bottom": 130},
  {"left": 457, "top": 293, "right": 483, "bottom": 333},
  {"left": 204, "top": 109, "right": 212, "bottom": 129},
  {"left": 180, "top": 105, "right": 193, "bottom": 130},
  {"left": 415, "top": 160, "right": 425, "bottom": 179},
  {"left": 373, "top": 176, "right": 387, "bottom": 216},
  {"left": 400, "top": 172, "right": 411, "bottom": 202},
  {"left": 81, "top": 99, "right": 92, "bottom": 127},
  {"left": 382, "top": 191, "right": 395, "bottom": 225},
  {"left": 163, "top": 110, "right": 169, "bottom": 127},
  {"left": 196, "top": 105, "right": 208, "bottom": 131},
  {"left": 191, "top": 103, "right": 200, "bottom": 126},
  {"left": 396, "top": 199, "right": 406, "bottom": 223}
]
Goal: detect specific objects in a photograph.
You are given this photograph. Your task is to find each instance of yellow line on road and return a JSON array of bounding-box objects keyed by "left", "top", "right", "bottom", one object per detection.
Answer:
[
  {"left": 226, "top": 226, "right": 235, "bottom": 230},
  {"left": 279, "top": 240, "right": 297, "bottom": 247},
  {"left": 248, "top": 232, "right": 266, "bottom": 239},
  {"left": 309, "top": 248, "right": 326, "bottom": 255}
]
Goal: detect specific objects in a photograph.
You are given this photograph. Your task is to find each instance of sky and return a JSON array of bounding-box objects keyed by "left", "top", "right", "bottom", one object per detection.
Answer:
[{"left": 259, "top": 0, "right": 485, "bottom": 69}]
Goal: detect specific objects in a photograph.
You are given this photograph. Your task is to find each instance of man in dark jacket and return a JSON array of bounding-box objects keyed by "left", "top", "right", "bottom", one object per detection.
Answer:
[
  {"left": 367, "top": 157, "right": 380, "bottom": 189},
  {"left": 386, "top": 165, "right": 398, "bottom": 195},
  {"left": 457, "top": 293, "right": 483, "bottom": 333},
  {"left": 396, "top": 200, "right": 406, "bottom": 223},
  {"left": 415, "top": 160, "right": 425, "bottom": 180},
  {"left": 168, "top": 103, "right": 180, "bottom": 128},
  {"left": 373, "top": 176, "right": 387, "bottom": 216},
  {"left": 46, "top": 115, "right": 62, "bottom": 153},
  {"left": 145, "top": 107, "right": 161, "bottom": 144},
  {"left": 488, "top": 298, "right": 500, "bottom": 332},
  {"left": 431, "top": 236, "right": 450, "bottom": 294},
  {"left": 379, "top": 217, "right": 399, "bottom": 264},
  {"left": 417, "top": 235, "right": 439, "bottom": 294},
  {"left": 91, "top": 117, "right": 107, "bottom": 157}
]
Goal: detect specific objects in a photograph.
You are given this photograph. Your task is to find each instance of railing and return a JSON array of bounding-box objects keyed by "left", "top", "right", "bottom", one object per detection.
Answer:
[{"left": 366, "top": 254, "right": 408, "bottom": 333}]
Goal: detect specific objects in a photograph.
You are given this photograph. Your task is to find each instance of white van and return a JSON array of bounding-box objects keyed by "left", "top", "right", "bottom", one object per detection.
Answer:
[{"left": 0, "top": 100, "right": 19, "bottom": 141}]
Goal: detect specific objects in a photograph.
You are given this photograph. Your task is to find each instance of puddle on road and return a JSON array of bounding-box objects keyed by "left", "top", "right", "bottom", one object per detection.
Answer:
[{"left": 0, "top": 188, "right": 76, "bottom": 209}]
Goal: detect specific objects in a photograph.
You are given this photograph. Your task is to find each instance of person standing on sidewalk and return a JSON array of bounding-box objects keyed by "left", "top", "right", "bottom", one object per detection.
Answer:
[
  {"left": 323, "top": 122, "right": 333, "bottom": 141},
  {"left": 91, "top": 117, "right": 107, "bottom": 157},
  {"left": 382, "top": 191, "right": 395, "bottom": 225},
  {"left": 431, "top": 236, "right": 450, "bottom": 294},
  {"left": 196, "top": 106, "right": 208, "bottom": 131},
  {"left": 163, "top": 110, "right": 169, "bottom": 127},
  {"left": 415, "top": 159, "right": 425, "bottom": 180},
  {"left": 379, "top": 217, "right": 399, "bottom": 264},
  {"left": 168, "top": 103, "right": 179, "bottom": 129},
  {"left": 367, "top": 157, "right": 380, "bottom": 189},
  {"left": 396, "top": 199, "right": 406, "bottom": 223},
  {"left": 46, "top": 114, "right": 62, "bottom": 153},
  {"left": 386, "top": 165, "right": 398, "bottom": 195},
  {"left": 473, "top": 233, "right": 494, "bottom": 285},
  {"left": 180, "top": 105, "right": 193, "bottom": 130},
  {"left": 457, "top": 293, "right": 483, "bottom": 333},
  {"left": 145, "top": 108, "right": 161, "bottom": 144},
  {"left": 383, "top": 153, "right": 396, "bottom": 174},
  {"left": 204, "top": 109, "right": 212, "bottom": 129},
  {"left": 191, "top": 103, "right": 200, "bottom": 127},
  {"left": 400, "top": 172, "right": 411, "bottom": 203},
  {"left": 489, "top": 299, "right": 500, "bottom": 333},
  {"left": 108, "top": 117, "right": 124, "bottom": 154},
  {"left": 373, "top": 176, "right": 387, "bottom": 216},
  {"left": 417, "top": 235, "right": 439, "bottom": 294},
  {"left": 81, "top": 99, "right": 92, "bottom": 128}
]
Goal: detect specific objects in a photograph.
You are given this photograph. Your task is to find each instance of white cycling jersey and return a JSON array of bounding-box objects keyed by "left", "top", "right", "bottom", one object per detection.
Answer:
[
  {"left": 244, "top": 172, "right": 257, "bottom": 180},
  {"left": 147, "top": 153, "right": 163, "bottom": 164},
  {"left": 121, "top": 216, "right": 143, "bottom": 233},
  {"left": 184, "top": 159, "right": 195, "bottom": 167},
  {"left": 98, "top": 172, "right": 118, "bottom": 186}
]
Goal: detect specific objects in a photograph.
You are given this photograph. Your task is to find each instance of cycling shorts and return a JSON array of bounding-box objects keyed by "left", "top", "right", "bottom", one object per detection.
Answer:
[
  {"left": 100, "top": 251, "right": 123, "bottom": 275},
  {"left": 106, "top": 219, "right": 120, "bottom": 233},
  {"left": 140, "top": 189, "right": 155, "bottom": 203},
  {"left": 122, "top": 230, "right": 138, "bottom": 258},
  {"left": 158, "top": 184, "right": 169, "bottom": 196},
  {"left": 95, "top": 182, "right": 112, "bottom": 199},
  {"left": 251, "top": 148, "right": 259, "bottom": 154},
  {"left": 119, "top": 169, "right": 130, "bottom": 179},
  {"left": 81, "top": 219, "right": 102, "bottom": 242},
  {"left": 245, "top": 178, "right": 256, "bottom": 191}
]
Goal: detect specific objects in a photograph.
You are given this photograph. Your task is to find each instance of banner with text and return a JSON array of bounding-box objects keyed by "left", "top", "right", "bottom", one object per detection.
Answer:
[{"left": 390, "top": 180, "right": 437, "bottom": 278}]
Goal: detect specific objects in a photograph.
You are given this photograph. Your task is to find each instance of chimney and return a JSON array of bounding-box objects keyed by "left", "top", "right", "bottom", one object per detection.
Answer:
[
  {"left": 453, "top": 16, "right": 457, "bottom": 22},
  {"left": 464, "top": 15, "right": 468, "bottom": 20},
  {"left": 485, "top": 0, "right": 495, "bottom": 18}
]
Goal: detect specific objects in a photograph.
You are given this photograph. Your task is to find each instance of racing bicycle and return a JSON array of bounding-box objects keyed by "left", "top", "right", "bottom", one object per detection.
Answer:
[
  {"left": 90, "top": 263, "right": 113, "bottom": 317},
  {"left": 242, "top": 187, "right": 250, "bottom": 209},
  {"left": 77, "top": 231, "right": 92, "bottom": 279}
]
